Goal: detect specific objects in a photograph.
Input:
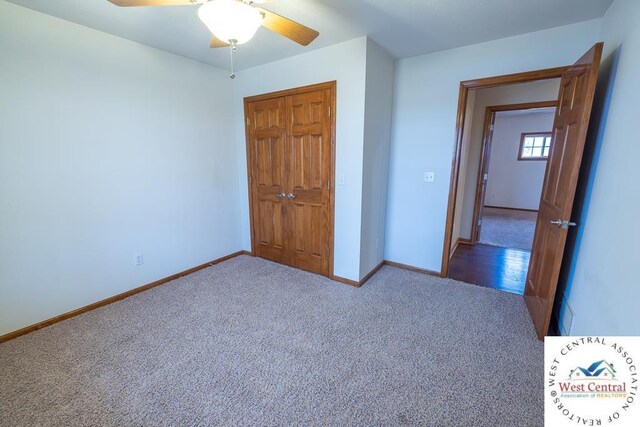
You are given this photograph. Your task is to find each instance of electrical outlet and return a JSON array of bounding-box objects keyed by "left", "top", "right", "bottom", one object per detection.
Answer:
[
  {"left": 134, "top": 252, "right": 144, "bottom": 266},
  {"left": 338, "top": 174, "right": 346, "bottom": 186},
  {"left": 424, "top": 172, "right": 435, "bottom": 183}
]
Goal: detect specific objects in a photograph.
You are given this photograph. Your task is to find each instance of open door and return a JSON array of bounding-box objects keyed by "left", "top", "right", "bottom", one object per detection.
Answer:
[
  {"left": 524, "top": 43, "right": 603, "bottom": 339},
  {"left": 472, "top": 111, "right": 496, "bottom": 242}
]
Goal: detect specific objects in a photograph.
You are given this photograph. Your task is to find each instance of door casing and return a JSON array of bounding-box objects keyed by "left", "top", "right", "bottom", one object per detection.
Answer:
[
  {"left": 243, "top": 81, "right": 337, "bottom": 278},
  {"left": 441, "top": 66, "right": 570, "bottom": 277}
]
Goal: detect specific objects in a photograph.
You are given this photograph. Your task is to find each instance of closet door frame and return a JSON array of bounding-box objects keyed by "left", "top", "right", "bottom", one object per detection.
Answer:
[{"left": 243, "top": 81, "right": 336, "bottom": 278}]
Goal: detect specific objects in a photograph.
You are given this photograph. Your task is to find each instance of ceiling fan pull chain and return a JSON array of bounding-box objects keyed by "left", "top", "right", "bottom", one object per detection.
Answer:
[{"left": 228, "top": 39, "right": 238, "bottom": 79}]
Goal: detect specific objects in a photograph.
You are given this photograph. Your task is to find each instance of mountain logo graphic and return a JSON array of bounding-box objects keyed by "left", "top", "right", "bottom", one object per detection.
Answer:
[{"left": 568, "top": 360, "right": 616, "bottom": 380}]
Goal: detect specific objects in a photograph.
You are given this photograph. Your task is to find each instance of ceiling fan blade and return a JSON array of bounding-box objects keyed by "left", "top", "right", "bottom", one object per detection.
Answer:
[
  {"left": 258, "top": 8, "right": 319, "bottom": 46},
  {"left": 210, "top": 36, "right": 230, "bottom": 48},
  {"left": 106, "top": 0, "right": 196, "bottom": 6}
]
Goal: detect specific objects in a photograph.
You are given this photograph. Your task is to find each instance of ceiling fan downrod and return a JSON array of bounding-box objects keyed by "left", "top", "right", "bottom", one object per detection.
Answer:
[{"left": 228, "top": 39, "right": 238, "bottom": 79}]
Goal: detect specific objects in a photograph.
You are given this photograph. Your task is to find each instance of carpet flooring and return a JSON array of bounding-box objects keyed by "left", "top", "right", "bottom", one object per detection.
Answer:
[
  {"left": 479, "top": 207, "right": 538, "bottom": 251},
  {"left": 0, "top": 255, "right": 543, "bottom": 426}
]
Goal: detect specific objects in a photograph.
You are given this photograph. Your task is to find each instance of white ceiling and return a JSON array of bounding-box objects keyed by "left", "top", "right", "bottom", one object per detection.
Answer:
[{"left": 5, "top": 0, "right": 613, "bottom": 71}]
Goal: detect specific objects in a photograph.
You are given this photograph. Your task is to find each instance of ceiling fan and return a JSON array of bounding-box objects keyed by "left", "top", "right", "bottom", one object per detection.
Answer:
[{"left": 106, "top": 0, "right": 320, "bottom": 49}]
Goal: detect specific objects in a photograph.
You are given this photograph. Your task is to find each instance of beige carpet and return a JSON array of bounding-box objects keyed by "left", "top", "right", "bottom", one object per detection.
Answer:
[
  {"left": 0, "top": 255, "right": 543, "bottom": 426},
  {"left": 479, "top": 207, "right": 538, "bottom": 251}
]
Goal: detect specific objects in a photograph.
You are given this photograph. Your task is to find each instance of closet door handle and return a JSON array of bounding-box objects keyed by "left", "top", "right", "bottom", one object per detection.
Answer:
[
  {"left": 287, "top": 193, "right": 296, "bottom": 199},
  {"left": 277, "top": 192, "right": 286, "bottom": 199}
]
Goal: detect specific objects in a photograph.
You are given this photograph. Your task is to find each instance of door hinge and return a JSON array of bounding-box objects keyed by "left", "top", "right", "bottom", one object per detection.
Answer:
[
  {"left": 478, "top": 219, "right": 482, "bottom": 226},
  {"left": 328, "top": 106, "right": 331, "bottom": 117},
  {"left": 489, "top": 124, "right": 494, "bottom": 131},
  {"left": 327, "top": 179, "right": 331, "bottom": 190},
  {"left": 246, "top": 117, "right": 250, "bottom": 126}
]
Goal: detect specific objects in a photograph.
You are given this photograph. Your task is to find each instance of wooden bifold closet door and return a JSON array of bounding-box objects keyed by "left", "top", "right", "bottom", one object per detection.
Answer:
[{"left": 245, "top": 82, "right": 335, "bottom": 277}]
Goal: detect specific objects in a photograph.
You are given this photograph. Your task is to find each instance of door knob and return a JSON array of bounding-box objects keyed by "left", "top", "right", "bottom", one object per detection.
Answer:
[
  {"left": 277, "top": 192, "right": 286, "bottom": 199},
  {"left": 287, "top": 193, "right": 296, "bottom": 199},
  {"left": 549, "top": 219, "right": 577, "bottom": 229}
]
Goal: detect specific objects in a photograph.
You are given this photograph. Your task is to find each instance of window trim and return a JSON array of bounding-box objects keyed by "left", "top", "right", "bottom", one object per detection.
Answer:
[{"left": 518, "top": 131, "right": 552, "bottom": 161}]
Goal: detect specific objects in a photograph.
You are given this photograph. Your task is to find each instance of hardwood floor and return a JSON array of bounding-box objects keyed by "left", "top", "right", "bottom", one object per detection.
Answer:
[{"left": 448, "top": 243, "right": 530, "bottom": 295}]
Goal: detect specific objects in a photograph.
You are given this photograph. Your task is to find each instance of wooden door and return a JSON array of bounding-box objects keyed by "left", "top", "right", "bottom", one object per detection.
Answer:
[
  {"left": 524, "top": 43, "right": 603, "bottom": 339},
  {"left": 245, "top": 82, "right": 335, "bottom": 277},
  {"left": 247, "top": 97, "right": 288, "bottom": 265},
  {"left": 472, "top": 110, "right": 497, "bottom": 242},
  {"left": 285, "top": 88, "right": 333, "bottom": 276}
]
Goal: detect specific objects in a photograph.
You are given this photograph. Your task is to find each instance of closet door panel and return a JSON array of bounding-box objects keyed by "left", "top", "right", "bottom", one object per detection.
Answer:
[
  {"left": 247, "top": 97, "right": 289, "bottom": 265},
  {"left": 245, "top": 82, "right": 335, "bottom": 278},
  {"left": 285, "top": 89, "right": 331, "bottom": 276}
]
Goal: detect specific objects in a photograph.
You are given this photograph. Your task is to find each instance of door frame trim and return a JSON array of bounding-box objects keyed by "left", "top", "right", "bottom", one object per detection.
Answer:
[
  {"left": 243, "top": 81, "right": 337, "bottom": 278},
  {"left": 441, "top": 66, "right": 569, "bottom": 277},
  {"left": 470, "top": 100, "right": 559, "bottom": 243}
]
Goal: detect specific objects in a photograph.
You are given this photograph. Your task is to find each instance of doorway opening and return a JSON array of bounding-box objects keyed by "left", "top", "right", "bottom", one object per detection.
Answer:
[
  {"left": 474, "top": 104, "right": 557, "bottom": 252},
  {"left": 441, "top": 43, "right": 603, "bottom": 339},
  {"left": 445, "top": 79, "right": 561, "bottom": 294}
]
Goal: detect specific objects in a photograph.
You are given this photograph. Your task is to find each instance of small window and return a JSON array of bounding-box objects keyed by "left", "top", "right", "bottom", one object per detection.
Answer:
[{"left": 519, "top": 132, "right": 552, "bottom": 161}]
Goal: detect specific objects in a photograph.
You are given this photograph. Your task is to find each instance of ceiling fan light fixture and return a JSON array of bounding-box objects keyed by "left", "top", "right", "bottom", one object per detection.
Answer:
[{"left": 198, "top": 0, "right": 263, "bottom": 45}]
